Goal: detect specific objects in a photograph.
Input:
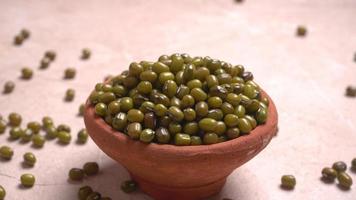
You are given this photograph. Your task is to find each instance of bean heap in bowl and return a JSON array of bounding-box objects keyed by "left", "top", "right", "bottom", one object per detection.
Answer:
[{"left": 89, "top": 54, "right": 268, "bottom": 146}]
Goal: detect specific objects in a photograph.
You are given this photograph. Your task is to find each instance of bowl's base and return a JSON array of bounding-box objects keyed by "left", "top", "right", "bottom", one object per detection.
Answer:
[{"left": 130, "top": 173, "right": 226, "bottom": 200}]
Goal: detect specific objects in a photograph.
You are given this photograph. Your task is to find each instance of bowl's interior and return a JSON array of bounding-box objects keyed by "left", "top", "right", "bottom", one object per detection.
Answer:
[{"left": 84, "top": 89, "right": 278, "bottom": 158}]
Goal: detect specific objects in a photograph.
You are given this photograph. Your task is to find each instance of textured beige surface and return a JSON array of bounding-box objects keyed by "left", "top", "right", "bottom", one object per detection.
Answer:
[{"left": 0, "top": 0, "right": 356, "bottom": 199}]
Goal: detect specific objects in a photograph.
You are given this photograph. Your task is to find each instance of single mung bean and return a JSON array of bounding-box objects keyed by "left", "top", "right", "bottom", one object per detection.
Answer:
[
  {"left": 167, "top": 106, "right": 184, "bottom": 122},
  {"left": 345, "top": 86, "right": 356, "bottom": 97},
  {"left": 198, "top": 118, "right": 217, "bottom": 132},
  {"left": 195, "top": 101, "right": 209, "bottom": 117},
  {"left": 152, "top": 62, "right": 170, "bottom": 74},
  {"left": 78, "top": 185, "right": 93, "bottom": 200},
  {"left": 0, "top": 185, "right": 5, "bottom": 200},
  {"left": 119, "top": 97, "right": 133, "bottom": 112},
  {"left": 95, "top": 103, "right": 107, "bottom": 117},
  {"left": 4, "top": 81, "right": 15, "bottom": 93},
  {"left": 221, "top": 102, "right": 234, "bottom": 115},
  {"left": 81, "top": 48, "right": 91, "bottom": 59},
  {"left": 207, "top": 109, "right": 224, "bottom": 121},
  {"left": 8, "top": 112, "right": 22, "bottom": 126},
  {"left": 0, "top": 146, "right": 13, "bottom": 160},
  {"left": 77, "top": 129, "right": 89, "bottom": 143},
  {"left": 244, "top": 115, "right": 257, "bottom": 129},
  {"left": 296, "top": 26, "right": 307, "bottom": 37},
  {"left": 23, "top": 152, "right": 36, "bottom": 166},
  {"left": 237, "top": 118, "right": 252, "bottom": 134},
  {"left": 42, "top": 116, "right": 53, "bottom": 128},
  {"left": 112, "top": 113, "right": 127, "bottom": 131},
  {"left": 256, "top": 108, "right": 268, "bottom": 124},
  {"left": 99, "top": 92, "right": 116, "bottom": 104},
  {"left": 10, "top": 127, "right": 23, "bottom": 140},
  {"left": 143, "top": 112, "right": 156, "bottom": 129},
  {"left": 57, "top": 124, "right": 71, "bottom": 133},
  {"left": 20, "top": 29, "right": 30, "bottom": 38},
  {"left": 137, "top": 81, "right": 152, "bottom": 94},
  {"left": 121, "top": 180, "right": 137, "bottom": 193},
  {"left": 27, "top": 121, "right": 41, "bottom": 134},
  {"left": 45, "top": 50, "right": 56, "bottom": 61},
  {"left": 123, "top": 76, "right": 139, "bottom": 89},
  {"left": 14, "top": 35, "right": 24, "bottom": 45},
  {"left": 127, "top": 109, "right": 144, "bottom": 123},
  {"left": 183, "top": 108, "right": 196, "bottom": 121},
  {"left": 112, "top": 85, "right": 127, "bottom": 97},
  {"left": 140, "top": 70, "right": 157, "bottom": 83},
  {"left": 281, "top": 175, "right": 296, "bottom": 189},
  {"left": 83, "top": 162, "right": 99, "bottom": 176},
  {"left": 0, "top": 120, "right": 6, "bottom": 134},
  {"left": 175, "top": 133, "right": 191, "bottom": 146},
  {"left": 162, "top": 80, "right": 178, "bottom": 98},
  {"left": 337, "top": 172, "right": 353, "bottom": 188},
  {"left": 203, "top": 133, "right": 218, "bottom": 145},
  {"left": 190, "top": 88, "right": 207, "bottom": 102},
  {"left": 183, "top": 122, "right": 199, "bottom": 135},
  {"left": 32, "top": 135, "right": 45, "bottom": 147},
  {"left": 158, "top": 116, "right": 171, "bottom": 128},
  {"left": 321, "top": 167, "right": 337, "bottom": 182},
  {"left": 332, "top": 161, "right": 347, "bottom": 172},
  {"left": 181, "top": 95, "right": 195, "bottom": 108},
  {"left": 170, "top": 54, "right": 184, "bottom": 72},
  {"left": 69, "top": 168, "right": 85, "bottom": 181},
  {"left": 45, "top": 126, "right": 58, "bottom": 139},
  {"left": 182, "top": 64, "right": 195, "bottom": 83},
  {"left": 21, "top": 174, "right": 35, "bottom": 187},
  {"left": 194, "top": 67, "right": 210, "bottom": 81},
  {"left": 65, "top": 89, "right": 75, "bottom": 101},
  {"left": 21, "top": 129, "right": 33, "bottom": 142},
  {"left": 102, "top": 84, "right": 113, "bottom": 92},
  {"left": 58, "top": 131, "right": 71, "bottom": 144},
  {"left": 226, "top": 127, "right": 240, "bottom": 139},
  {"left": 79, "top": 104, "right": 85, "bottom": 116},
  {"left": 40, "top": 57, "right": 51, "bottom": 69},
  {"left": 168, "top": 122, "right": 182, "bottom": 134},
  {"left": 215, "top": 121, "right": 227, "bottom": 135},
  {"left": 155, "top": 127, "right": 171, "bottom": 143},
  {"left": 190, "top": 136, "right": 202, "bottom": 145},
  {"left": 208, "top": 97, "right": 223, "bottom": 108},
  {"left": 140, "top": 129, "right": 155, "bottom": 143},
  {"left": 21, "top": 67, "right": 33, "bottom": 79},
  {"left": 64, "top": 68, "right": 76, "bottom": 79},
  {"left": 224, "top": 114, "right": 239, "bottom": 128},
  {"left": 127, "top": 123, "right": 142, "bottom": 140},
  {"left": 352, "top": 158, "right": 356, "bottom": 169}
]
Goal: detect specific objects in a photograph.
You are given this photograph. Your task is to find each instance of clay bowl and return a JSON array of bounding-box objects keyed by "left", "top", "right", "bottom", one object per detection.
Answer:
[{"left": 84, "top": 90, "right": 278, "bottom": 200}]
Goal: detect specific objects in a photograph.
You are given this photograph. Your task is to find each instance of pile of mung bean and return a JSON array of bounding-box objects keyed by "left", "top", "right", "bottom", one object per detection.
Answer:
[
  {"left": 321, "top": 161, "right": 354, "bottom": 189},
  {"left": 89, "top": 54, "right": 269, "bottom": 145}
]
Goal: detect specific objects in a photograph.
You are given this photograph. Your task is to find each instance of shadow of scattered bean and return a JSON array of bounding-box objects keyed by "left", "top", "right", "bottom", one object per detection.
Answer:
[
  {"left": 319, "top": 177, "right": 335, "bottom": 184},
  {"left": 21, "top": 161, "right": 34, "bottom": 169},
  {"left": 0, "top": 157, "right": 11, "bottom": 163},
  {"left": 17, "top": 184, "right": 33, "bottom": 190},
  {"left": 351, "top": 167, "right": 356, "bottom": 174},
  {"left": 67, "top": 178, "right": 83, "bottom": 185},
  {"left": 30, "top": 143, "right": 44, "bottom": 149},
  {"left": 56, "top": 140, "right": 71, "bottom": 146},
  {"left": 279, "top": 185, "right": 294, "bottom": 191},
  {"left": 336, "top": 184, "right": 351, "bottom": 192}
]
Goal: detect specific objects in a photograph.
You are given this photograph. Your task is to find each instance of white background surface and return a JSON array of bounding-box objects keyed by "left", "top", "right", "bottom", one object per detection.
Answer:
[{"left": 0, "top": 0, "right": 355, "bottom": 199}]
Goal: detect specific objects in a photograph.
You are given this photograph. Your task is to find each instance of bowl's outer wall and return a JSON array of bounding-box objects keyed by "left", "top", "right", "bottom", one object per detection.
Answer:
[{"left": 84, "top": 91, "right": 278, "bottom": 189}]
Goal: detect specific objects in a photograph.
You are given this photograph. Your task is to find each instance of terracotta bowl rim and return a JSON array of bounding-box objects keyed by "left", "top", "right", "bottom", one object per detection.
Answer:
[{"left": 84, "top": 90, "right": 277, "bottom": 156}]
